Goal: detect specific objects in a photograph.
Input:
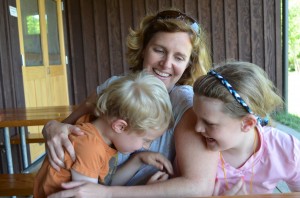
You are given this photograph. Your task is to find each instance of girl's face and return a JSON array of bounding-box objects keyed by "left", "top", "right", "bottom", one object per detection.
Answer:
[
  {"left": 112, "top": 128, "right": 165, "bottom": 154},
  {"left": 142, "top": 32, "right": 192, "bottom": 91},
  {"left": 193, "top": 95, "right": 244, "bottom": 152}
]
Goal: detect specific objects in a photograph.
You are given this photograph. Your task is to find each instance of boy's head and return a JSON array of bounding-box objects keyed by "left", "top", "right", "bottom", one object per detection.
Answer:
[{"left": 96, "top": 71, "right": 173, "bottom": 153}]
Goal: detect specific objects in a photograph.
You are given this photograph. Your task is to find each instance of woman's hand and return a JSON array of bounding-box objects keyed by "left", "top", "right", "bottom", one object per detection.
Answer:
[
  {"left": 48, "top": 181, "right": 111, "bottom": 198},
  {"left": 42, "top": 120, "right": 84, "bottom": 171},
  {"left": 213, "top": 178, "right": 248, "bottom": 196}
]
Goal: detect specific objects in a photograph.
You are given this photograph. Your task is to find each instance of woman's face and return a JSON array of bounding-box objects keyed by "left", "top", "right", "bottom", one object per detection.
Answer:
[{"left": 142, "top": 32, "right": 192, "bottom": 91}]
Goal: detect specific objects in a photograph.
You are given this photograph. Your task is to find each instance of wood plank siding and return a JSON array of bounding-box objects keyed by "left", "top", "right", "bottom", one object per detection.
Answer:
[
  {"left": 0, "top": 0, "right": 25, "bottom": 173},
  {"left": 0, "top": 0, "right": 281, "bottom": 173},
  {"left": 64, "top": 0, "right": 282, "bottom": 104}
]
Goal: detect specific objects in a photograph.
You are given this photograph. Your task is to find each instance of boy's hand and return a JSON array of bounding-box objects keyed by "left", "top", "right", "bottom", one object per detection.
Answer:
[
  {"left": 146, "top": 171, "right": 170, "bottom": 184},
  {"left": 134, "top": 151, "right": 174, "bottom": 175}
]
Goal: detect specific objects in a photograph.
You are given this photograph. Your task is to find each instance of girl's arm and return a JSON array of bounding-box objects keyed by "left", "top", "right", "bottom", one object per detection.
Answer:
[{"left": 111, "top": 151, "right": 173, "bottom": 186}]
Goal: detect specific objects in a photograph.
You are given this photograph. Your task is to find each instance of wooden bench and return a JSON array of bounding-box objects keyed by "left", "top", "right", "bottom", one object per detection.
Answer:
[{"left": 0, "top": 173, "right": 35, "bottom": 196}]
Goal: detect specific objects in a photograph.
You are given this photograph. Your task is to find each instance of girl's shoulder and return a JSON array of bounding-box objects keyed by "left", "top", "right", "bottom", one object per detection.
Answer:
[
  {"left": 261, "top": 126, "right": 300, "bottom": 158},
  {"left": 262, "top": 126, "right": 299, "bottom": 142}
]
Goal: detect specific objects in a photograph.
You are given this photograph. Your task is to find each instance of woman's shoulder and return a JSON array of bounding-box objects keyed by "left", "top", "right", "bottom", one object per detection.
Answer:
[
  {"left": 96, "top": 75, "right": 122, "bottom": 94},
  {"left": 169, "top": 85, "right": 193, "bottom": 99},
  {"left": 171, "top": 84, "right": 193, "bottom": 92},
  {"left": 169, "top": 85, "right": 194, "bottom": 122}
]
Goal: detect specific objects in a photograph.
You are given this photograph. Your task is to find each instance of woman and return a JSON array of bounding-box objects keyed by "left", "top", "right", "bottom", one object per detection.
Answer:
[{"left": 44, "top": 9, "right": 219, "bottom": 197}]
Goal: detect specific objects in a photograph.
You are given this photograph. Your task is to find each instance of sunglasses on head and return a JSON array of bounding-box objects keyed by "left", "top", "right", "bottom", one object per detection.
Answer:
[{"left": 155, "top": 10, "right": 200, "bottom": 35}]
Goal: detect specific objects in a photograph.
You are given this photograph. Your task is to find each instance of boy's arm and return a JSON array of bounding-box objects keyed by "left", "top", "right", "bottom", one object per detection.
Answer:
[
  {"left": 71, "top": 169, "right": 98, "bottom": 183},
  {"left": 111, "top": 151, "right": 173, "bottom": 186}
]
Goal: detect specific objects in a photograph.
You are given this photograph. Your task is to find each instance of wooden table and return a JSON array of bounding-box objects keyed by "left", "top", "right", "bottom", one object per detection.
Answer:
[
  {"left": 201, "top": 192, "right": 300, "bottom": 197},
  {"left": 0, "top": 106, "right": 76, "bottom": 173},
  {"left": 0, "top": 173, "right": 36, "bottom": 196}
]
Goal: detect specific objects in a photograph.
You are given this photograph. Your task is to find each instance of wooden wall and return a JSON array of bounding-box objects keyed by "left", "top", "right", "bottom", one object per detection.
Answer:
[
  {"left": 65, "top": 0, "right": 282, "bottom": 104},
  {"left": 0, "top": 0, "right": 25, "bottom": 173}
]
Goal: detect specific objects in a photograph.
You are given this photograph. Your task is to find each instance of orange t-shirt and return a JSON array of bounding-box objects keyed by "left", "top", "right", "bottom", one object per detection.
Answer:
[{"left": 34, "top": 123, "right": 118, "bottom": 198}]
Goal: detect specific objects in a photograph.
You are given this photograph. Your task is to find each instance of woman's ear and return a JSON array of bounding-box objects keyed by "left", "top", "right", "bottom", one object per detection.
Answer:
[
  {"left": 111, "top": 119, "right": 128, "bottom": 134},
  {"left": 241, "top": 115, "right": 257, "bottom": 132}
]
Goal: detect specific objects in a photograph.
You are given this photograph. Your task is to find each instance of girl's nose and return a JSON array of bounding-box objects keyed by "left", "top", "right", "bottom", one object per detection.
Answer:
[{"left": 195, "top": 121, "right": 205, "bottom": 133}]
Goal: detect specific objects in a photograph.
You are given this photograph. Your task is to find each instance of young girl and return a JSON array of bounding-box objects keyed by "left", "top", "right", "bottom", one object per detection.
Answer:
[{"left": 193, "top": 61, "right": 300, "bottom": 195}]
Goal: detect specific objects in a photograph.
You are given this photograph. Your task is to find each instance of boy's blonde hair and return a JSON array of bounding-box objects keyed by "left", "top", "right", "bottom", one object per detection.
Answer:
[
  {"left": 96, "top": 71, "right": 173, "bottom": 133},
  {"left": 193, "top": 61, "right": 283, "bottom": 124},
  {"left": 126, "top": 9, "right": 212, "bottom": 86}
]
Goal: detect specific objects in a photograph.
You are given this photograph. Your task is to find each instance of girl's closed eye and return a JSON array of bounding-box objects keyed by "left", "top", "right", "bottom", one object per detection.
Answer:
[{"left": 203, "top": 119, "right": 216, "bottom": 127}]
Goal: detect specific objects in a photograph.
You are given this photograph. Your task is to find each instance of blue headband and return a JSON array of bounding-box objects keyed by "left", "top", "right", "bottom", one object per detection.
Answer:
[{"left": 208, "top": 69, "right": 268, "bottom": 126}]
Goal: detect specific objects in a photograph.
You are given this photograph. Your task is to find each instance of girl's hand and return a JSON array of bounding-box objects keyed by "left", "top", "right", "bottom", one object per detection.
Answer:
[
  {"left": 42, "top": 120, "right": 84, "bottom": 171},
  {"left": 213, "top": 178, "right": 248, "bottom": 196},
  {"left": 47, "top": 181, "right": 111, "bottom": 198},
  {"left": 134, "top": 151, "right": 174, "bottom": 175}
]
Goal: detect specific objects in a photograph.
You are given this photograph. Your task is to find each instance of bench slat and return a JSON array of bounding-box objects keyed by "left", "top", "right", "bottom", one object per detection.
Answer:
[{"left": 10, "top": 133, "right": 45, "bottom": 144}]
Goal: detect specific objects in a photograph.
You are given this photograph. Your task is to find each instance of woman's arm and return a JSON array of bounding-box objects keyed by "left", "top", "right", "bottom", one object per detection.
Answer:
[
  {"left": 62, "top": 91, "right": 98, "bottom": 124},
  {"left": 42, "top": 91, "right": 98, "bottom": 171},
  {"left": 49, "top": 108, "right": 219, "bottom": 197}
]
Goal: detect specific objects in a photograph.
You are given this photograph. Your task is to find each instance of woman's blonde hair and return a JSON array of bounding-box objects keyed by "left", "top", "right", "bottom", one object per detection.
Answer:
[
  {"left": 96, "top": 71, "right": 173, "bottom": 133},
  {"left": 193, "top": 61, "right": 283, "bottom": 124},
  {"left": 126, "top": 9, "right": 212, "bottom": 86}
]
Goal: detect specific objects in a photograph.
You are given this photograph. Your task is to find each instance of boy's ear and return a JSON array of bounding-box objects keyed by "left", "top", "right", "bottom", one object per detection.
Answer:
[
  {"left": 241, "top": 115, "right": 257, "bottom": 132},
  {"left": 111, "top": 119, "right": 128, "bottom": 133}
]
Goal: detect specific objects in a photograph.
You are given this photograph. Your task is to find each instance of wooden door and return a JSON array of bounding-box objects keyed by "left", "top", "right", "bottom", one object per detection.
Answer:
[{"left": 16, "top": 0, "right": 69, "bottom": 161}]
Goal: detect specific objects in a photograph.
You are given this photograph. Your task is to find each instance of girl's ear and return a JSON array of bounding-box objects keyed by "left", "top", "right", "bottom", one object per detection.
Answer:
[
  {"left": 111, "top": 119, "right": 128, "bottom": 134},
  {"left": 241, "top": 115, "right": 257, "bottom": 132}
]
